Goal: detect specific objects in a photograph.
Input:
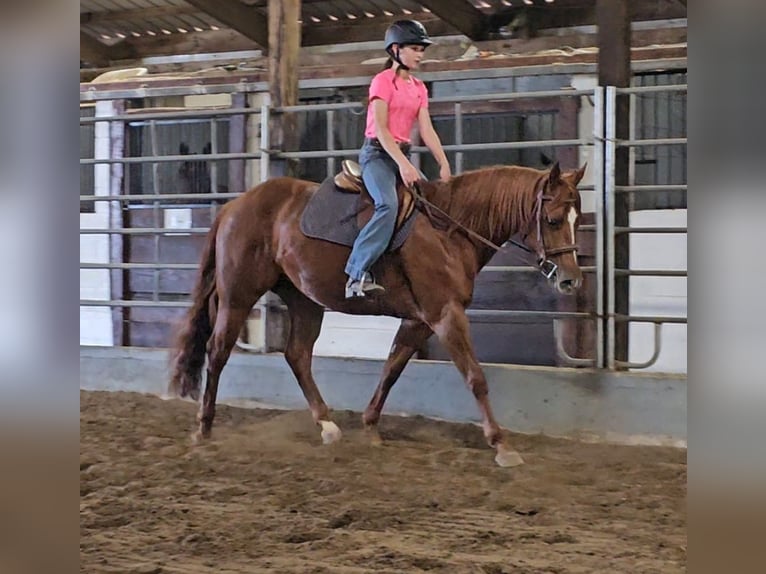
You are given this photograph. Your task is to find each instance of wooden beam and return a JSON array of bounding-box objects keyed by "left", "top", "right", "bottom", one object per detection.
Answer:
[
  {"left": 183, "top": 0, "right": 268, "bottom": 48},
  {"left": 103, "top": 29, "right": 260, "bottom": 63},
  {"left": 302, "top": 14, "right": 456, "bottom": 47},
  {"left": 80, "top": 32, "right": 135, "bottom": 67},
  {"left": 597, "top": 0, "right": 631, "bottom": 367},
  {"left": 268, "top": 0, "right": 301, "bottom": 174},
  {"left": 264, "top": 0, "right": 300, "bottom": 352},
  {"left": 417, "top": 0, "right": 490, "bottom": 40},
  {"left": 491, "top": 0, "right": 686, "bottom": 38},
  {"left": 81, "top": 32, "right": 111, "bottom": 67},
  {"left": 81, "top": 6, "right": 197, "bottom": 25}
]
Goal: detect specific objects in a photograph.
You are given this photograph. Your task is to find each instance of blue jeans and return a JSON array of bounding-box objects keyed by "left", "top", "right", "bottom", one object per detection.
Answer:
[{"left": 344, "top": 142, "right": 403, "bottom": 281}]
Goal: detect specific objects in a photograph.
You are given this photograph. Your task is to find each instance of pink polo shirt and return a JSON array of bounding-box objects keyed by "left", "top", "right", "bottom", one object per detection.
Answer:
[{"left": 364, "top": 68, "right": 428, "bottom": 143}]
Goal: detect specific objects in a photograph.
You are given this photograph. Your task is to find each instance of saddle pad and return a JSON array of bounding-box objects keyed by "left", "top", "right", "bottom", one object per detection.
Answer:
[{"left": 299, "top": 176, "right": 417, "bottom": 251}]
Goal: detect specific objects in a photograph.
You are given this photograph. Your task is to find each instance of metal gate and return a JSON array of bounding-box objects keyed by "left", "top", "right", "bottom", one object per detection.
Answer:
[{"left": 80, "top": 78, "right": 687, "bottom": 372}]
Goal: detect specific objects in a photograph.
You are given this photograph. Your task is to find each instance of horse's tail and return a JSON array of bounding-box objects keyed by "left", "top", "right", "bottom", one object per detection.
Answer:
[{"left": 168, "top": 214, "right": 221, "bottom": 400}]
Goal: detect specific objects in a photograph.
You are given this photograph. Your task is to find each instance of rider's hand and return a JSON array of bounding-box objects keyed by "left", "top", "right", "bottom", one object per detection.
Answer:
[
  {"left": 438, "top": 162, "right": 452, "bottom": 181},
  {"left": 399, "top": 162, "right": 421, "bottom": 189}
]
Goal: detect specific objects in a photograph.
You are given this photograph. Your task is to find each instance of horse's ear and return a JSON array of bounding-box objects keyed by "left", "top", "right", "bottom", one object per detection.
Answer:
[
  {"left": 179, "top": 142, "right": 189, "bottom": 155},
  {"left": 573, "top": 163, "right": 587, "bottom": 185},
  {"left": 548, "top": 161, "right": 561, "bottom": 183}
]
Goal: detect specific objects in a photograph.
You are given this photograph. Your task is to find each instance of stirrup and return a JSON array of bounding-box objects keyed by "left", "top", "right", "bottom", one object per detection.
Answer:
[{"left": 345, "top": 273, "right": 385, "bottom": 299}]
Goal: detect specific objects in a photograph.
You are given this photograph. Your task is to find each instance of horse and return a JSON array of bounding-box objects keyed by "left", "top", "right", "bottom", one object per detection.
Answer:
[{"left": 169, "top": 161, "right": 586, "bottom": 467}]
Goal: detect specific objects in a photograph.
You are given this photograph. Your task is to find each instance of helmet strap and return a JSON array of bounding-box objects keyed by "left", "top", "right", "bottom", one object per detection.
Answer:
[{"left": 392, "top": 46, "right": 410, "bottom": 71}]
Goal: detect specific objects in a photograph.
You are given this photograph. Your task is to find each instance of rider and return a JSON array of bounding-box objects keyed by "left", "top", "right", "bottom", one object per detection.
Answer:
[{"left": 344, "top": 19, "right": 451, "bottom": 299}]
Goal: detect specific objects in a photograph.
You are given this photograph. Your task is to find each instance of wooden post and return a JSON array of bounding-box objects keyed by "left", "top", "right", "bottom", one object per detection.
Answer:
[
  {"left": 267, "top": 0, "right": 301, "bottom": 178},
  {"left": 264, "top": 0, "right": 301, "bottom": 351},
  {"left": 597, "top": 0, "right": 631, "bottom": 367}
]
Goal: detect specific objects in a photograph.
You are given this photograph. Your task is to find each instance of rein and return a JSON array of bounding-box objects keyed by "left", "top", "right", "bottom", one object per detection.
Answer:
[{"left": 411, "top": 180, "right": 578, "bottom": 279}]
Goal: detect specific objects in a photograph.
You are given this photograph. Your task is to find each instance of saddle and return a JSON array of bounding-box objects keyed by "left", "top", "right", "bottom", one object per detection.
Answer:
[
  {"left": 299, "top": 160, "right": 419, "bottom": 251},
  {"left": 334, "top": 160, "right": 417, "bottom": 233}
]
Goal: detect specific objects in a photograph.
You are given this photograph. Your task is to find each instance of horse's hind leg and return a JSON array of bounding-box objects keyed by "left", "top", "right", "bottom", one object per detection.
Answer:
[
  {"left": 194, "top": 301, "right": 252, "bottom": 442},
  {"left": 363, "top": 319, "right": 432, "bottom": 444},
  {"left": 274, "top": 283, "right": 340, "bottom": 444},
  {"left": 195, "top": 262, "right": 277, "bottom": 441}
]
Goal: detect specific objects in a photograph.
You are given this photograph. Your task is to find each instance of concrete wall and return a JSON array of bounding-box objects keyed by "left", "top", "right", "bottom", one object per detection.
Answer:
[
  {"left": 80, "top": 101, "right": 115, "bottom": 347},
  {"left": 630, "top": 209, "right": 687, "bottom": 373},
  {"left": 80, "top": 346, "right": 686, "bottom": 447}
]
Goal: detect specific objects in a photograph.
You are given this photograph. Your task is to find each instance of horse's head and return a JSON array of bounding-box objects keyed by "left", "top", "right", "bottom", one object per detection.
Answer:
[
  {"left": 525, "top": 161, "right": 587, "bottom": 295},
  {"left": 178, "top": 142, "right": 212, "bottom": 195}
]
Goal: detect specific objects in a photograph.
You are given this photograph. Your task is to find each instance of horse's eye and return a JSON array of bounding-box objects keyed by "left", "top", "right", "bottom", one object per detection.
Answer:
[{"left": 546, "top": 217, "right": 563, "bottom": 227}]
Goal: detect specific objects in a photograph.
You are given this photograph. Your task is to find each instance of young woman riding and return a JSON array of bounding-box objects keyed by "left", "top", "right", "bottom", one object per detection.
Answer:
[{"left": 344, "top": 19, "right": 451, "bottom": 298}]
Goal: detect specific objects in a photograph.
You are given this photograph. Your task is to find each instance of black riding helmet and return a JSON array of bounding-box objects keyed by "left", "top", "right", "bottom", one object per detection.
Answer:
[{"left": 384, "top": 20, "right": 433, "bottom": 70}]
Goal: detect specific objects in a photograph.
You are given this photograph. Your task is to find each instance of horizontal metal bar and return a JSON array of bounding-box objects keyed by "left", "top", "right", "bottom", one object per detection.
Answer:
[
  {"left": 440, "top": 139, "right": 589, "bottom": 152},
  {"left": 615, "top": 84, "right": 687, "bottom": 95},
  {"left": 275, "top": 89, "right": 596, "bottom": 112},
  {"left": 80, "top": 107, "right": 261, "bottom": 124},
  {"left": 614, "top": 226, "right": 686, "bottom": 234},
  {"left": 80, "top": 60, "right": 687, "bottom": 102},
  {"left": 80, "top": 193, "right": 242, "bottom": 202},
  {"left": 466, "top": 309, "right": 593, "bottom": 320},
  {"left": 616, "top": 137, "right": 686, "bottom": 147},
  {"left": 277, "top": 139, "right": 593, "bottom": 160},
  {"left": 80, "top": 263, "right": 198, "bottom": 270},
  {"left": 615, "top": 269, "right": 687, "bottom": 277},
  {"left": 482, "top": 266, "right": 597, "bottom": 273},
  {"left": 80, "top": 81, "right": 270, "bottom": 102},
  {"left": 615, "top": 184, "right": 687, "bottom": 192},
  {"left": 274, "top": 148, "right": 368, "bottom": 159},
  {"left": 613, "top": 315, "right": 687, "bottom": 324},
  {"left": 80, "top": 151, "right": 262, "bottom": 165},
  {"left": 82, "top": 141, "right": 594, "bottom": 166},
  {"left": 80, "top": 228, "right": 210, "bottom": 235},
  {"left": 80, "top": 300, "right": 192, "bottom": 308},
  {"left": 272, "top": 101, "right": 365, "bottom": 113},
  {"left": 79, "top": 300, "right": 597, "bottom": 319},
  {"left": 81, "top": 190, "right": 598, "bottom": 205}
]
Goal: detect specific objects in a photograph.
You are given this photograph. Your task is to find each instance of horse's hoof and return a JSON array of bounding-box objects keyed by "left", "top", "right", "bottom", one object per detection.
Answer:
[
  {"left": 191, "top": 431, "right": 204, "bottom": 444},
  {"left": 495, "top": 446, "right": 524, "bottom": 468},
  {"left": 319, "top": 420, "right": 342, "bottom": 444},
  {"left": 365, "top": 426, "right": 384, "bottom": 446}
]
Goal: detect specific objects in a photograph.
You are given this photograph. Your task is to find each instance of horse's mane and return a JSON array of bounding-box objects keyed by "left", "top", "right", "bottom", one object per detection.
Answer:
[{"left": 419, "top": 165, "right": 546, "bottom": 242}]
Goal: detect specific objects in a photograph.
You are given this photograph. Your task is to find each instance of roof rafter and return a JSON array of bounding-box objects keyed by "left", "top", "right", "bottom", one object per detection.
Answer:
[
  {"left": 489, "top": 0, "right": 686, "bottom": 37},
  {"left": 183, "top": 0, "right": 269, "bottom": 48},
  {"left": 80, "top": 32, "right": 135, "bottom": 67},
  {"left": 417, "top": 0, "right": 491, "bottom": 41},
  {"left": 81, "top": 6, "right": 196, "bottom": 25},
  {"left": 302, "top": 14, "right": 456, "bottom": 47}
]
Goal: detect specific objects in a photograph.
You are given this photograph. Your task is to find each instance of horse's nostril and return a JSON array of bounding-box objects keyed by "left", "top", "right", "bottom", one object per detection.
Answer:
[{"left": 558, "top": 278, "right": 578, "bottom": 293}]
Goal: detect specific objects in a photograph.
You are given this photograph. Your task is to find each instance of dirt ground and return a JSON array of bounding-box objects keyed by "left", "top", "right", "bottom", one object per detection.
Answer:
[{"left": 80, "top": 390, "right": 686, "bottom": 574}]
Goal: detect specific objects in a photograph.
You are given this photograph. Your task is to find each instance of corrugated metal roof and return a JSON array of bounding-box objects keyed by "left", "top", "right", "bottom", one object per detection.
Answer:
[
  {"left": 80, "top": 0, "right": 686, "bottom": 75},
  {"left": 80, "top": 0, "right": 506, "bottom": 42},
  {"left": 81, "top": 0, "right": 244, "bottom": 41}
]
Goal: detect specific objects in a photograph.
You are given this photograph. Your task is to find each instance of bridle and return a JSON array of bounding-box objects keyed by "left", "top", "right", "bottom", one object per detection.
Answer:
[
  {"left": 528, "top": 183, "right": 579, "bottom": 280},
  {"left": 412, "top": 179, "right": 579, "bottom": 280}
]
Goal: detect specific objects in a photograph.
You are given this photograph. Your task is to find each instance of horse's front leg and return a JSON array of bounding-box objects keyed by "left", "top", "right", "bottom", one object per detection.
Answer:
[
  {"left": 363, "top": 319, "right": 433, "bottom": 445},
  {"left": 430, "top": 302, "right": 524, "bottom": 467}
]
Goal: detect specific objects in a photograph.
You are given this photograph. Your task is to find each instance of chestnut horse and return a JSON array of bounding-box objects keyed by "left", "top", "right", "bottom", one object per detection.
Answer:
[{"left": 169, "top": 161, "right": 586, "bottom": 466}]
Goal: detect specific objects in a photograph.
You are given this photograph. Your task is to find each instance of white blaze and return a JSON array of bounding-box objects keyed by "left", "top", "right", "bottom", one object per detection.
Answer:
[{"left": 567, "top": 206, "right": 578, "bottom": 264}]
